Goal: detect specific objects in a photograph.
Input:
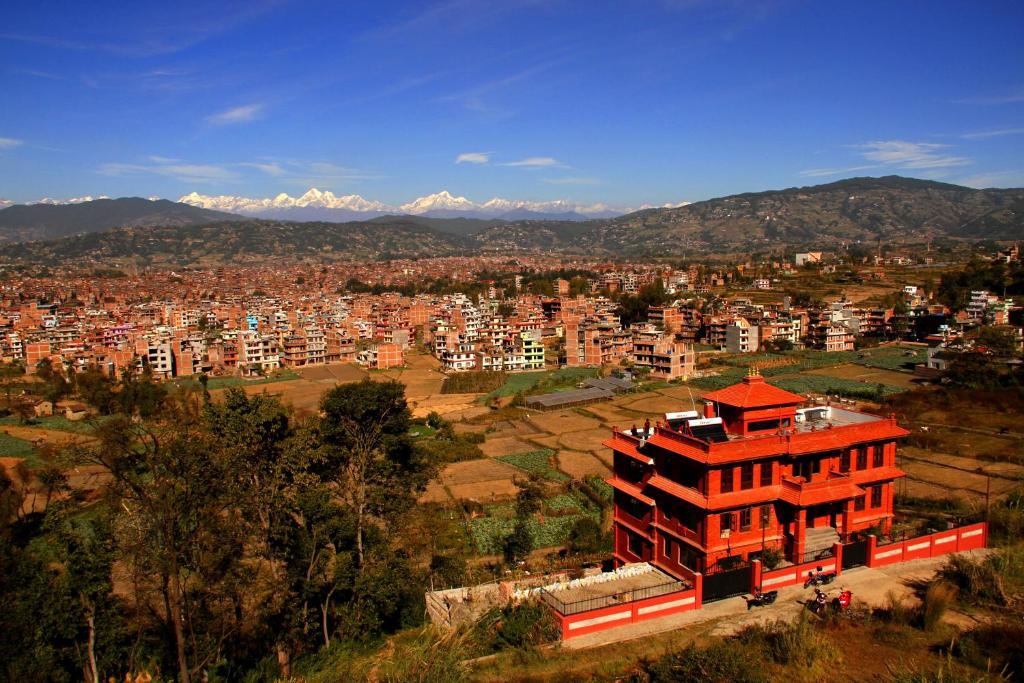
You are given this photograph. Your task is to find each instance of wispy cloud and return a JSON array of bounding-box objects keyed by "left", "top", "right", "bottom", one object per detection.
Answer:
[
  {"left": 501, "top": 156, "right": 565, "bottom": 168},
  {"left": 956, "top": 170, "right": 1024, "bottom": 189},
  {"left": 544, "top": 176, "right": 600, "bottom": 185},
  {"left": 97, "top": 161, "right": 238, "bottom": 183},
  {"left": 239, "top": 161, "right": 286, "bottom": 176},
  {"left": 0, "top": 137, "right": 24, "bottom": 149},
  {"left": 0, "top": 1, "right": 287, "bottom": 58},
  {"left": 206, "top": 103, "right": 264, "bottom": 125},
  {"left": 953, "top": 86, "right": 1024, "bottom": 106},
  {"left": 10, "top": 67, "right": 62, "bottom": 80},
  {"left": 798, "top": 139, "right": 972, "bottom": 178},
  {"left": 798, "top": 164, "right": 879, "bottom": 178},
  {"left": 148, "top": 155, "right": 180, "bottom": 163},
  {"left": 856, "top": 140, "right": 971, "bottom": 170},
  {"left": 455, "top": 152, "right": 490, "bottom": 164},
  {"left": 961, "top": 127, "right": 1024, "bottom": 140}
]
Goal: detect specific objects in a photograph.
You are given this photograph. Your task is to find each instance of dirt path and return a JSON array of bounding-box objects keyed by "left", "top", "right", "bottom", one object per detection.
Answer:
[{"left": 562, "top": 549, "right": 989, "bottom": 651}]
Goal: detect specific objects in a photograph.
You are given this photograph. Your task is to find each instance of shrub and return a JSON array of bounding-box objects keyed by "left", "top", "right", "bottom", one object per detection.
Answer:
[
  {"left": 920, "top": 581, "right": 957, "bottom": 631},
  {"left": 429, "top": 554, "right": 467, "bottom": 589},
  {"left": 951, "top": 621, "right": 1024, "bottom": 675},
  {"left": 880, "top": 590, "right": 916, "bottom": 626},
  {"left": 938, "top": 554, "right": 1010, "bottom": 607},
  {"left": 735, "top": 615, "right": 841, "bottom": 670},
  {"left": 760, "top": 546, "right": 784, "bottom": 570},
  {"left": 638, "top": 640, "right": 771, "bottom": 683},
  {"left": 492, "top": 601, "right": 560, "bottom": 650}
]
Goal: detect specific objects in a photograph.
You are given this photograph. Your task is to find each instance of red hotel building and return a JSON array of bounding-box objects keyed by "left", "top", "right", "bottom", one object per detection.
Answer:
[{"left": 606, "top": 370, "right": 907, "bottom": 577}]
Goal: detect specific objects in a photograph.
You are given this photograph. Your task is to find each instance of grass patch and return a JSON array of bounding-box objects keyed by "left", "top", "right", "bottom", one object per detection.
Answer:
[
  {"left": 442, "top": 371, "right": 508, "bottom": 395},
  {"left": 689, "top": 366, "right": 904, "bottom": 399},
  {"left": 0, "top": 431, "right": 35, "bottom": 457},
  {"left": 468, "top": 510, "right": 601, "bottom": 554},
  {"left": 483, "top": 368, "right": 599, "bottom": 401},
  {"left": 0, "top": 414, "right": 108, "bottom": 434},
  {"left": 170, "top": 369, "right": 299, "bottom": 391},
  {"left": 496, "top": 449, "right": 568, "bottom": 482}
]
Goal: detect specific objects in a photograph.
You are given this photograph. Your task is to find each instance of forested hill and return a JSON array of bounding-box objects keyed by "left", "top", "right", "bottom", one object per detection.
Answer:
[
  {"left": 468, "top": 176, "right": 1024, "bottom": 255},
  {"left": 4, "top": 176, "right": 1022, "bottom": 264},
  {"left": 0, "top": 197, "right": 244, "bottom": 242},
  {"left": 1, "top": 218, "right": 471, "bottom": 267}
]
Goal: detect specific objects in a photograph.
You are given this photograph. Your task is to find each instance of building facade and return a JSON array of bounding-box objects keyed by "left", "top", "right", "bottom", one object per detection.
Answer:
[{"left": 606, "top": 371, "right": 907, "bottom": 578}]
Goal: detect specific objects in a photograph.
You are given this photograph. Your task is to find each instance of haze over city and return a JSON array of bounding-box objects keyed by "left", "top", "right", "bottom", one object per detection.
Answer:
[{"left": 2, "top": 0, "right": 1023, "bottom": 209}]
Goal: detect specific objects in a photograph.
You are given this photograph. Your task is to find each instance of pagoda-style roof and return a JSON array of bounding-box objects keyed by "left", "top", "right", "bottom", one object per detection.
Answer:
[{"left": 702, "top": 373, "right": 804, "bottom": 409}]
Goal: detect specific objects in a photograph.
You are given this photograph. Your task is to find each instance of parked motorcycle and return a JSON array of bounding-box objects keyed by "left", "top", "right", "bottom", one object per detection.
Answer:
[
  {"left": 808, "top": 588, "right": 829, "bottom": 615},
  {"left": 803, "top": 567, "right": 837, "bottom": 588},
  {"left": 831, "top": 588, "right": 853, "bottom": 612},
  {"left": 746, "top": 588, "right": 779, "bottom": 609}
]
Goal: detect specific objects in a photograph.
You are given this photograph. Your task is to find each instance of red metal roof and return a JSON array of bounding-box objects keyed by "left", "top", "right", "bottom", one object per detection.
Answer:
[{"left": 702, "top": 374, "right": 805, "bottom": 409}]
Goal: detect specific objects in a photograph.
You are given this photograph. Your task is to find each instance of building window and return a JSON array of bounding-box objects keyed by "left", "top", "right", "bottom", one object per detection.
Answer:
[
  {"left": 760, "top": 462, "right": 773, "bottom": 486},
  {"left": 619, "top": 493, "right": 648, "bottom": 521},
  {"left": 740, "top": 463, "right": 754, "bottom": 490},
  {"left": 679, "top": 545, "right": 698, "bottom": 571},
  {"left": 721, "top": 467, "right": 734, "bottom": 493},
  {"left": 721, "top": 512, "right": 734, "bottom": 532},
  {"left": 663, "top": 535, "right": 674, "bottom": 559},
  {"left": 748, "top": 418, "right": 788, "bottom": 432},
  {"left": 855, "top": 495, "right": 866, "bottom": 511},
  {"left": 628, "top": 531, "right": 645, "bottom": 558},
  {"left": 871, "top": 484, "right": 883, "bottom": 508},
  {"left": 840, "top": 450, "right": 850, "bottom": 472},
  {"left": 739, "top": 507, "right": 752, "bottom": 531},
  {"left": 760, "top": 505, "right": 772, "bottom": 528},
  {"left": 856, "top": 449, "right": 867, "bottom": 470},
  {"left": 873, "top": 445, "right": 884, "bottom": 468},
  {"left": 622, "top": 457, "right": 645, "bottom": 482}
]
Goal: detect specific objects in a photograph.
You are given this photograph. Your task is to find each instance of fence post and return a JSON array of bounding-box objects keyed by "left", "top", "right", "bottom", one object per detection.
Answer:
[
  {"left": 833, "top": 542, "right": 843, "bottom": 576},
  {"left": 865, "top": 534, "right": 877, "bottom": 568},
  {"left": 693, "top": 572, "right": 703, "bottom": 610},
  {"left": 750, "top": 559, "right": 762, "bottom": 593}
]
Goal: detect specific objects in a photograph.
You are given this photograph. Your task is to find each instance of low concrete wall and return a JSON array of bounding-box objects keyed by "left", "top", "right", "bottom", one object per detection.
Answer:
[
  {"left": 556, "top": 582, "right": 700, "bottom": 639},
  {"left": 868, "top": 522, "right": 987, "bottom": 567}
]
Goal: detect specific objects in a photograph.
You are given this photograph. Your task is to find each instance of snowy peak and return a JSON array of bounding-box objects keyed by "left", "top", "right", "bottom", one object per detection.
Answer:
[
  {"left": 179, "top": 189, "right": 388, "bottom": 213},
  {"left": 174, "top": 189, "right": 681, "bottom": 220},
  {"left": 399, "top": 190, "right": 476, "bottom": 214}
]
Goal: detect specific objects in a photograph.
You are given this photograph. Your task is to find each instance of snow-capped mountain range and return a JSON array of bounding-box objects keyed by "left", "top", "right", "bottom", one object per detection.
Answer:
[
  {"left": 0, "top": 189, "right": 690, "bottom": 222},
  {"left": 176, "top": 188, "right": 679, "bottom": 221}
]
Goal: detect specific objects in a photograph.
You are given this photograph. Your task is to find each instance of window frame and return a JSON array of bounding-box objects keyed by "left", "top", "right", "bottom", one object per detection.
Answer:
[{"left": 721, "top": 467, "right": 734, "bottom": 493}]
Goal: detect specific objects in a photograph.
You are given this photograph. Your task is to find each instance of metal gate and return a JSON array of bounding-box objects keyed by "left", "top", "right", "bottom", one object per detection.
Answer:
[
  {"left": 702, "top": 563, "right": 753, "bottom": 603},
  {"left": 842, "top": 539, "right": 868, "bottom": 569}
]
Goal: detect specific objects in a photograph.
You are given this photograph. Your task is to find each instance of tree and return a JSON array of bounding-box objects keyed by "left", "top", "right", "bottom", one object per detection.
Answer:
[
  {"left": 318, "top": 380, "right": 434, "bottom": 568},
  {"left": 567, "top": 517, "right": 603, "bottom": 554},
  {"left": 74, "top": 395, "right": 235, "bottom": 683},
  {"left": 975, "top": 326, "right": 1020, "bottom": 359},
  {"left": 503, "top": 519, "right": 533, "bottom": 564},
  {"left": 76, "top": 365, "right": 117, "bottom": 414}
]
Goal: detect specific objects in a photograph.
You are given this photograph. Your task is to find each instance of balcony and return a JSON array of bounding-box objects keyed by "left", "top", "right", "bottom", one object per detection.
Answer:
[{"left": 779, "top": 470, "right": 863, "bottom": 507}]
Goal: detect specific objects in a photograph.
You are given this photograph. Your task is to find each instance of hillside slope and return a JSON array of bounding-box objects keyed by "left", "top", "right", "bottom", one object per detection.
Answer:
[{"left": 0, "top": 197, "right": 244, "bottom": 242}]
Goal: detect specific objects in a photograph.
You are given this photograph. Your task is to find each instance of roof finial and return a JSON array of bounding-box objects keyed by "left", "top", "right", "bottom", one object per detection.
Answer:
[{"left": 749, "top": 363, "right": 760, "bottom": 377}]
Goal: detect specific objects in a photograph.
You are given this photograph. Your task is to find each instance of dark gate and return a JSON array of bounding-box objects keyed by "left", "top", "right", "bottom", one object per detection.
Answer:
[
  {"left": 842, "top": 539, "right": 868, "bottom": 569},
  {"left": 702, "top": 563, "right": 753, "bottom": 603}
]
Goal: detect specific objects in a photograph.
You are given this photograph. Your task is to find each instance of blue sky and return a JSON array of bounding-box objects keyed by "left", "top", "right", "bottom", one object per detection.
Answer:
[{"left": 2, "top": 0, "right": 1023, "bottom": 206}]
